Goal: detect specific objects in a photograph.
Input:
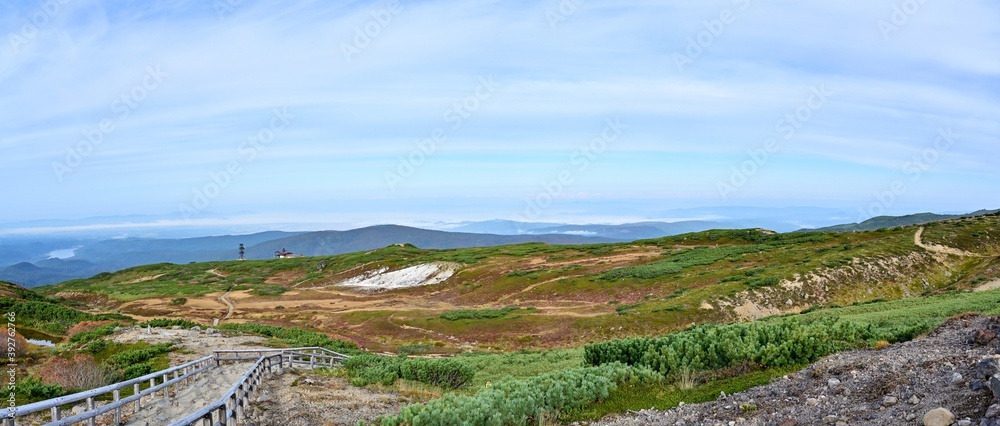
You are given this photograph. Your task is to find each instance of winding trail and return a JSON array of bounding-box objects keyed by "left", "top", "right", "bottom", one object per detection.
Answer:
[
  {"left": 914, "top": 227, "right": 979, "bottom": 257},
  {"left": 219, "top": 290, "right": 235, "bottom": 320}
]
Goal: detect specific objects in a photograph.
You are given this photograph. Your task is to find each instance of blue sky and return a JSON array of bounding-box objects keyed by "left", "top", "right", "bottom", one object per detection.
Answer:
[{"left": 1, "top": 0, "right": 998, "bottom": 230}]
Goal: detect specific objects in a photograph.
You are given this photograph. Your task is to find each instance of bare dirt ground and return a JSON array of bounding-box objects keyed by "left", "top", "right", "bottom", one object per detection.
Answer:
[
  {"left": 112, "top": 327, "right": 268, "bottom": 361},
  {"left": 243, "top": 370, "right": 414, "bottom": 426},
  {"left": 976, "top": 279, "right": 1000, "bottom": 292}
]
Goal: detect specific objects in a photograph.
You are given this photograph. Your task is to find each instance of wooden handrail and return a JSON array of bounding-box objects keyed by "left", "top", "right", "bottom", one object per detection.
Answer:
[
  {"left": 8, "top": 347, "right": 350, "bottom": 426},
  {"left": 7, "top": 355, "right": 216, "bottom": 424}
]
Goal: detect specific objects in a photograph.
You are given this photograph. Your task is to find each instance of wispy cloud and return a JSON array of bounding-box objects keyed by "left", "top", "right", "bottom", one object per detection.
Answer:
[{"left": 1, "top": 0, "right": 997, "bottom": 224}]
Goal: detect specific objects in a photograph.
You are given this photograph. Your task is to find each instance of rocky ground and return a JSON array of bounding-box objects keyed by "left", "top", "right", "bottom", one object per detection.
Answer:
[
  {"left": 112, "top": 325, "right": 268, "bottom": 361},
  {"left": 593, "top": 314, "right": 1000, "bottom": 426},
  {"left": 243, "top": 369, "right": 413, "bottom": 426}
]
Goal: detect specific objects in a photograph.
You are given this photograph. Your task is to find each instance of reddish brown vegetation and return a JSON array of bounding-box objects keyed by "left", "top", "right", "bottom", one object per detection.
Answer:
[{"left": 39, "top": 354, "right": 114, "bottom": 390}]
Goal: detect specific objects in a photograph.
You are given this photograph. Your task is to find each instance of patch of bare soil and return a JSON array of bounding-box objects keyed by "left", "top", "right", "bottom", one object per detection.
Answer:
[
  {"left": 112, "top": 326, "right": 267, "bottom": 361},
  {"left": 244, "top": 371, "right": 413, "bottom": 426},
  {"left": 916, "top": 226, "right": 979, "bottom": 257},
  {"left": 976, "top": 279, "right": 1000, "bottom": 292}
]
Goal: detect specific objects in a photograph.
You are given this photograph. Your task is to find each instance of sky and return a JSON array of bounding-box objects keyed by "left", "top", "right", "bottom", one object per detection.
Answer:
[{"left": 1, "top": 0, "right": 998, "bottom": 231}]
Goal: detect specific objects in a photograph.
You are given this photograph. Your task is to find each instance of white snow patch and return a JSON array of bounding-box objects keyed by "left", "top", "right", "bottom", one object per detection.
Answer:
[{"left": 338, "top": 262, "right": 460, "bottom": 289}]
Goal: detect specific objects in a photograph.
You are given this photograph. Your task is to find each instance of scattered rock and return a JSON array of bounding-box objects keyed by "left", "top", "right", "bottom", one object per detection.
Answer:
[
  {"left": 986, "top": 404, "right": 1000, "bottom": 418},
  {"left": 207, "top": 328, "right": 218, "bottom": 334},
  {"left": 171, "top": 325, "right": 182, "bottom": 330},
  {"left": 923, "top": 408, "right": 955, "bottom": 426},
  {"left": 950, "top": 373, "right": 964, "bottom": 385},
  {"left": 822, "top": 415, "right": 839, "bottom": 424},
  {"left": 828, "top": 378, "right": 841, "bottom": 387},
  {"left": 990, "top": 376, "right": 1000, "bottom": 399},
  {"left": 974, "top": 329, "right": 997, "bottom": 345},
  {"left": 910, "top": 395, "right": 921, "bottom": 405},
  {"left": 907, "top": 413, "right": 918, "bottom": 421},
  {"left": 779, "top": 419, "right": 798, "bottom": 426},
  {"left": 806, "top": 398, "right": 820, "bottom": 407},
  {"left": 191, "top": 326, "right": 202, "bottom": 331},
  {"left": 956, "top": 419, "right": 972, "bottom": 426},
  {"left": 977, "top": 357, "right": 1000, "bottom": 378},
  {"left": 883, "top": 396, "right": 899, "bottom": 407},
  {"left": 113, "top": 326, "right": 123, "bottom": 332}
]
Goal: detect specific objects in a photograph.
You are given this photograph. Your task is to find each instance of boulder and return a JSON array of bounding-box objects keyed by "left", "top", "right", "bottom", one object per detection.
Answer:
[{"left": 923, "top": 408, "right": 955, "bottom": 426}]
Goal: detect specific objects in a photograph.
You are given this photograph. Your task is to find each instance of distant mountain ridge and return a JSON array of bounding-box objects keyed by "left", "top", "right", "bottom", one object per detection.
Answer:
[
  {"left": 244, "top": 225, "right": 615, "bottom": 258},
  {"left": 0, "top": 226, "right": 613, "bottom": 287},
  {"left": 4, "top": 209, "right": 998, "bottom": 287},
  {"left": 801, "top": 209, "right": 1000, "bottom": 232}
]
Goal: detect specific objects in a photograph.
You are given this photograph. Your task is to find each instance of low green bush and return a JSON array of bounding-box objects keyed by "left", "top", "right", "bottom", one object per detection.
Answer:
[
  {"left": 344, "top": 354, "right": 475, "bottom": 389},
  {"left": 13, "top": 377, "right": 68, "bottom": 402},
  {"left": 440, "top": 307, "right": 520, "bottom": 321},
  {"left": 380, "top": 363, "right": 660, "bottom": 426},
  {"left": 138, "top": 318, "right": 201, "bottom": 328},
  {"left": 601, "top": 245, "right": 771, "bottom": 280},
  {"left": 84, "top": 339, "right": 109, "bottom": 354},
  {"left": 106, "top": 343, "right": 173, "bottom": 366},
  {"left": 120, "top": 363, "right": 155, "bottom": 381},
  {"left": 584, "top": 317, "right": 916, "bottom": 376},
  {"left": 746, "top": 276, "right": 780, "bottom": 289},
  {"left": 70, "top": 323, "right": 120, "bottom": 343}
]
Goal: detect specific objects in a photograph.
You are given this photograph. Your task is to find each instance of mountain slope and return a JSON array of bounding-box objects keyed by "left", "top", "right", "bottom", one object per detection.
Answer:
[
  {"left": 805, "top": 209, "right": 1000, "bottom": 232},
  {"left": 42, "top": 214, "right": 1000, "bottom": 351}
]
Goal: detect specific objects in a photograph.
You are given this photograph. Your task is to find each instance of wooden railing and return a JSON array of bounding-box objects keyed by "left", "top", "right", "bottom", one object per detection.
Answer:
[
  {"left": 167, "top": 354, "right": 283, "bottom": 426},
  {"left": 6, "top": 348, "right": 350, "bottom": 426},
  {"left": 168, "top": 348, "right": 350, "bottom": 426},
  {"left": 5, "top": 355, "right": 217, "bottom": 426}
]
